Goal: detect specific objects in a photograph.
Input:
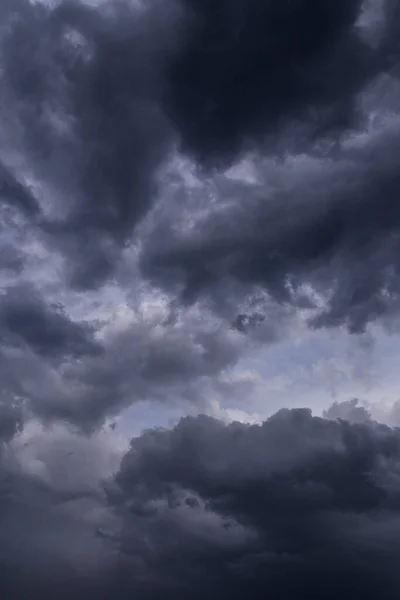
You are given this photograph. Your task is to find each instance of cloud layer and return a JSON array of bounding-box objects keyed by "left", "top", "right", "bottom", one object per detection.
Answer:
[{"left": 1, "top": 0, "right": 400, "bottom": 597}]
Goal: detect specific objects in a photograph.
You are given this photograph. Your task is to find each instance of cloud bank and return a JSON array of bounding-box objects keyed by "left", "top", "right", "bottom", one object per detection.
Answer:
[{"left": 4, "top": 405, "right": 400, "bottom": 598}]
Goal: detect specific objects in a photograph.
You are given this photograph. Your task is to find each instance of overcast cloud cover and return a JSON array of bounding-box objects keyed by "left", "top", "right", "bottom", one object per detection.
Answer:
[{"left": 3, "top": 0, "right": 400, "bottom": 597}]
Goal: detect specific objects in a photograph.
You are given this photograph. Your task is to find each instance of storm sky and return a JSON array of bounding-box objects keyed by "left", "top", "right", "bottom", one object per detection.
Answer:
[{"left": 2, "top": 0, "right": 400, "bottom": 597}]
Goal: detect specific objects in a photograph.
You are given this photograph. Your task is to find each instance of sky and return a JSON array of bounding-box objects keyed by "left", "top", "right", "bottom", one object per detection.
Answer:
[{"left": 3, "top": 0, "right": 400, "bottom": 597}]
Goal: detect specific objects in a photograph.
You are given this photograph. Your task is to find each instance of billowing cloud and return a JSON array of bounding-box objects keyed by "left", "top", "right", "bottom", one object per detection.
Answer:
[
  {"left": 323, "top": 397, "right": 372, "bottom": 423},
  {"left": 5, "top": 405, "right": 400, "bottom": 598},
  {"left": 106, "top": 408, "right": 400, "bottom": 597},
  {"left": 0, "top": 0, "right": 398, "bottom": 292},
  {"left": 142, "top": 115, "right": 400, "bottom": 332}
]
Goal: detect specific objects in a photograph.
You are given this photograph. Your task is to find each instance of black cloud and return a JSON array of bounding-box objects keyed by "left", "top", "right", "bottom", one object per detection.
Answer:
[
  {"left": 167, "top": 0, "right": 373, "bottom": 162},
  {"left": 6, "top": 405, "right": 400, "bottom": 598},
  {"left": 142, "top": 123, "right": 400, "bottom": 331},
  {"left": 2, "top": 0, "right": 400, "bottom": 597},
  {"left": 1, "top": 0, "right": 397, "bottom": 289},
  {"left": 103, "top": 408, "right": 400, "bottom": 598}
]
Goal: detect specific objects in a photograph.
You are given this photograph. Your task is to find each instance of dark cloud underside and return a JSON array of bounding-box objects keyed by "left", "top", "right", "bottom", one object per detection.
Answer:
[
  {"left": 167, "top": 0, "right": 371, "bottom": 161},
  {"left": 0, "top": 0, "right": 397, "bottom": 291},
  {"left": 106, "top": 410, "right": 400, "bottom": 598},
  {"left": 5, "top": 407, "right": 400, "bottom": 598}
]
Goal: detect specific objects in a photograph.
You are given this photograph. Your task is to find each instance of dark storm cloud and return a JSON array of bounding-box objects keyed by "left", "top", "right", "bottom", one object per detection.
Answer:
[
  {"left": 3, "top": 1, "right": 400, "bottom": 595},
  {"left": 133, "top": 0, "right": 400, "bottom": 335},
  {"left": 380, "top": 0, "right": 400, "bottom": 71},
  {"left": 0, "top": 0, "right": 176, "bottom": 287},
  {"left": 0, "top": 425, "right": 119, "bottom": 600},
  {"left": 142, "top": 121, "right": 400, "bottom": 332},
  {"left": 1, "top": 0, "right": 396, "bottom": 289},
  {"left": 5, "top": 404, "right": 400, "bottom": 598},
  {"left": 166, "top": 0, "right": 374, "bottom": 162},
  {"left": 0, "top": 284, "right": 100, "bottom": 358},
  {"left": 32, "top": 311, "right": 246, "bottom": 428},
  {"left": 106, "top": 408, "right": 400, "bottom": 599},
  {"left": 0, "top": 400, "right": 23, "bottom": 443},
  {"left": 0, "top": 243, "right": 23, "bottom": 274}
]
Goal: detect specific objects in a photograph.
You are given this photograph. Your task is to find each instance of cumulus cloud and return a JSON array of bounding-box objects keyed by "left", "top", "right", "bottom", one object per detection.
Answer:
[
  {"left": 166, "top": 0, "right": 375, "bottom": 161},
  {"left": 5, "top": 405, "right": 400, "bottom": 598},
  {"left": 0, "top": 0, "right": 398, "bottom": 293},
  {"left": 105, "top": 408, "right": 400, "bottom": 598}
]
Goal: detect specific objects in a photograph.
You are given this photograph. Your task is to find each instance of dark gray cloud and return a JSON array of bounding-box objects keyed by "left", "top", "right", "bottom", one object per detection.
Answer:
[
  {"left": 0, "top": 284, "right": 101, "bottom": 359},
  {"left": 27, "top": 307, "right": 248, "bottom": 428},
  {"left": 0, "top": 159, "right": 40, "bottom": 219},
  {"left": 0, "top": 274, "right": 257, "bottom": 429},
  {"left": 6, "top": 405, "right": 400, "bottom": 598},
  {"left": 166, "top": 0, "right": 374, "bottom": 162},
  {"left": 101, "top": 408, "right": 400, "bottom": 598},
  {"left": 0, "top": 0, "right": 397, "bottom": 290},
  {"left": 0, "top": 400, "right": 23, "bottom": 443},
  {"left": 142, "top": 120, "right": 400, "bottom": 332},
  {"left": 131, "top": 0, "right": 400, "bottom": 335},
  {"left": 0, "top": 243, "right": 23, "bottom": 274},
  {"left": 1, "top": 0, "right": 175, "bottom": 287},
  {"left": 2, "top": 1, "right": 400, "bottom": 596}
]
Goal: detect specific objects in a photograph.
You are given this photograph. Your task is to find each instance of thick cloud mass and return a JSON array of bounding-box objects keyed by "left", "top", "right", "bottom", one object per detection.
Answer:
[
  {"left": 142, "top": 120, "right": 400, "bottom": 331},
  {"left": 98, "top": 410, "right": 400, "bottom": 597},
  {"left": 1, "top": 0, "right": 174, "bottom": 286},
  {"left": 0, "top": 0, "right": 399, "bottom": 303},
  {"left": 2, "top": 0, "right": 400, "bottom": 597},
  {"left": 167, "top": 0, "right": 371, "bottom": 161},
  {"left": 5, "top": 407, "right": 400, "bottom": 598}
]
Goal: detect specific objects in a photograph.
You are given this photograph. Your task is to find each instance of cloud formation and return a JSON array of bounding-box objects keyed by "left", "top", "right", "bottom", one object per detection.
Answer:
[
  {"left": 0, "top": 0, "right": 398, "bottom": 295},
  {"left": 142, "top": 113, "right": 400, "bottom": 331},
  {"left": 5, "top": 405, "right": 400, "bottom": 598},
  {"left": 166, "top": 0, "right": 374, "bottom": 161},
  {"left": 1, "top": 0, "right": 175, "bottom": 286},
  {"left": 0, "top": 284, "right": 101, "bottom": 359},
  {"left": 106, "top": 407, "right": 400, "bottom": 598},
  {"left": 1, "top": 0, "right": 400, "bottom": 597}
]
